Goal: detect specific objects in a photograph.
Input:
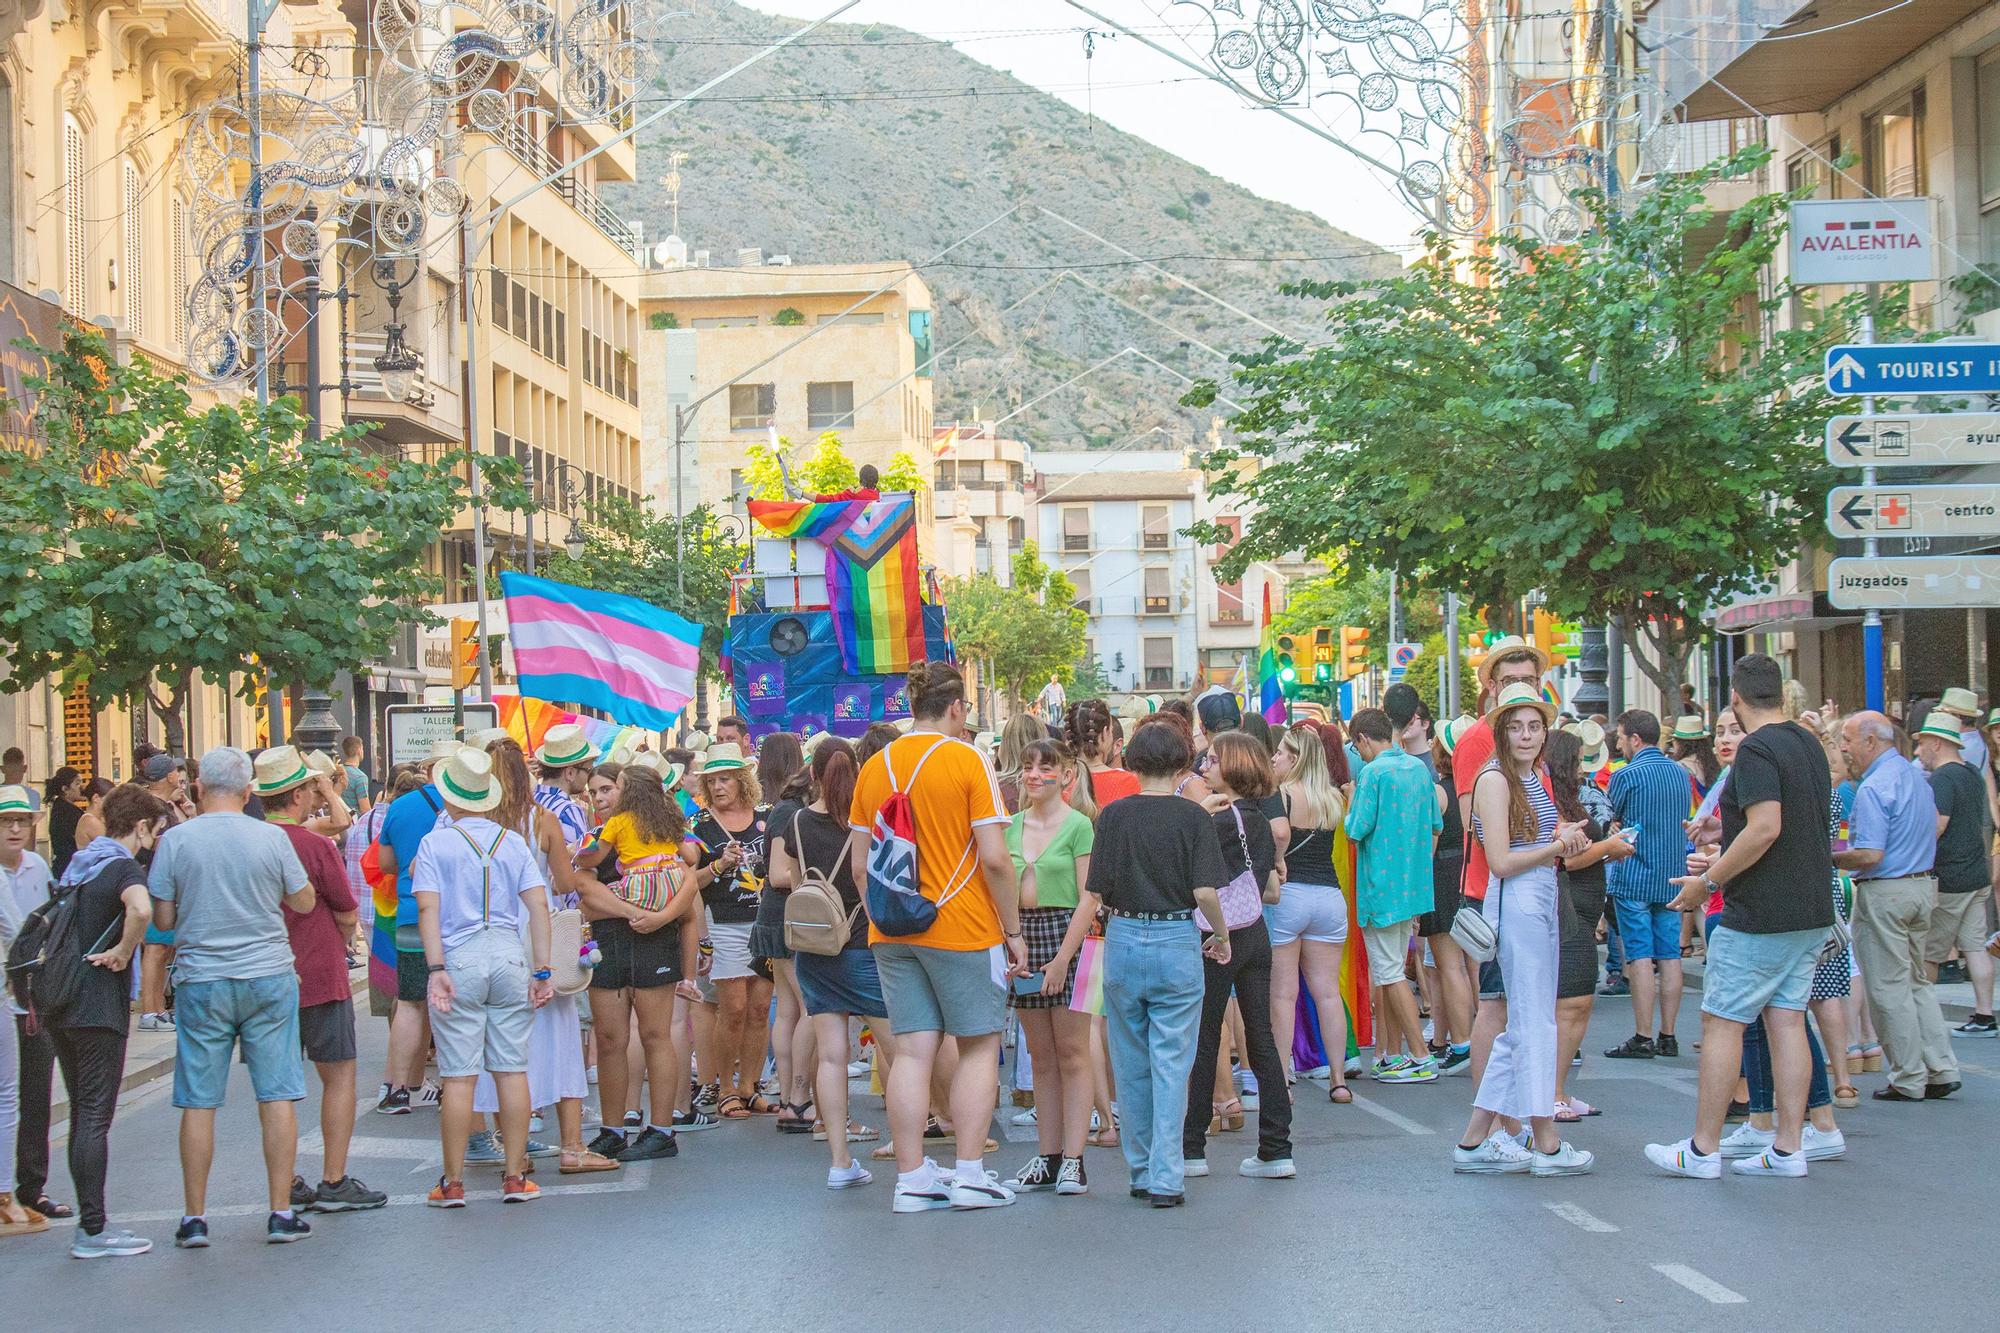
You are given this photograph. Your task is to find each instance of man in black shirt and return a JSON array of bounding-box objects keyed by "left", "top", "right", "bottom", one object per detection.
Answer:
[
  {"left": 1646, "top": 654, "right": 1834, "bottom": 1180},
  {"left": 1915, "top": 712, "right": 1995, "bottom": 1035}
]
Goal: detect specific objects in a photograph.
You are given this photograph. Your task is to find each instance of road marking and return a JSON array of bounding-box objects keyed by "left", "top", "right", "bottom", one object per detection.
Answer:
[
  {"left": 1346, "top": 1093, "right": 1434, "bottom": 1136},
  {"left": 1652, "top": 1263, "right": 1747, "bottom": 1304},
  {"left": 1544, "top": 1201, "right": 1619, "bottom": 1233}
]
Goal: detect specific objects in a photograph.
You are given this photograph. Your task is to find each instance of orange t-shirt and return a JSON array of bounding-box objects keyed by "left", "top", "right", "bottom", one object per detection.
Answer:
[
  {"left": 849, "top": 733, "right": 1009, "bottom": 951},
  {"left": 1088, "top": 767, "right": 1141, "bottom": 806}
]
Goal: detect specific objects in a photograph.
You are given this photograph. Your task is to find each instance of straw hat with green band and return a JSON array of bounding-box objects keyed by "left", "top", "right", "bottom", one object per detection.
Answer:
[
  {"left": 1437, "top": 716, "right": 1479, "bottom": 757},
  {"left": 252, "top": 745, "right": 316, "bottom": 798},
  {"left": 467, "top": 726, "right": 511, "bottom": 751},
  {"left": 534, "top": 722, "right": 598, "bottom": 769},
  {"left": 1940, "top": 687, "right": 1980, "bottom": 720},
  {"left": 425, "top": 737, "right": 464, "bottom": 766},
  {"left": 1988, "top": 707, "right": 2000, "bottom": 730},
  {"left": 0, "top": 785, "right": 45, "bottom": 819},
  {"left": 436, "top": 747, "right": 504, "bottom": 813},
  {"left": 628, "top": 751, "right": 686, "bottom": 791},
  {"left": 1571, "top": 719, "right": 1609, "bottom": 770},
  {"left": 1918, "top": 710, "right": 1967, "bottom": 747},
  {"left": 1671, "top": 715, "right": 1710, "bottom": 741},
  {"left": 697, "top": 742, "right": 750, "bottom": 774},
  {"left": 1475, "top": 634, "right": 1552, "bottom": 689},
  {"left": 1484, "top": 680, "right": 1556, "bottom": 732}
]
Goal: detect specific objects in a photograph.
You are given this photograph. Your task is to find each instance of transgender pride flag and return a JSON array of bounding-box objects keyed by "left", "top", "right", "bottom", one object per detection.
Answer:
[{"left": 499, "top": 572, "right": 702, "bottom": 729}]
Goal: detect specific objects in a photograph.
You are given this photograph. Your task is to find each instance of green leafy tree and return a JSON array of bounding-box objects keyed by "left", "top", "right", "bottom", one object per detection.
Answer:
[
  {"left": 944, "top": 542, "right": 1087, "bottom": 713},
  {"left": 0, "top": 329, "right": 525, "bottom": 751},
  {"left": 744, "top": 432, "right": 927, "bottom": 499},
  {"left": 881, "top": 449, "right": 928, "bottom": 494},
  {"left": 1190, "top": 146, "right": 1922, "bottom": 702},
  {"left": 537, "top": 495, "right": 743, "bottom": 663}
]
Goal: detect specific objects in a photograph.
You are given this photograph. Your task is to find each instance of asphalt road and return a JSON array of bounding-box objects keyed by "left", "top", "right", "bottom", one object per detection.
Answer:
[{"left": 5, "top": 993, "right": 1993, "bottom": 1331}]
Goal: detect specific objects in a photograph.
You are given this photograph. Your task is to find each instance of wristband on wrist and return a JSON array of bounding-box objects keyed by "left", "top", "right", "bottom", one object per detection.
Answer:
[
  {"left": 531, "top": 968, "right": 553, "bottom": 981},
  {"left": 427, "top": 963, "right": 445, "bottom": 975}
]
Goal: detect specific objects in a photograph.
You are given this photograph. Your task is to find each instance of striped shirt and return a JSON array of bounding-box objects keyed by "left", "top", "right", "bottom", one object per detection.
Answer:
[
  {"left": 534, "top": 785, "right": 592, "bottom": 853},
  {"left": 1606, "top": 746, "right": 1691, "bottom": 906},
  {"left": 1470, "top": 764, "right": 1559, "bottom": 851}
]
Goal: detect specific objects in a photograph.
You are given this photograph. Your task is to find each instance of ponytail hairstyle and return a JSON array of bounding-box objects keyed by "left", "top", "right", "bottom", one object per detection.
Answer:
[
  {"left": 1543, "top": 728, "right": 1588, "bottom": 824},
  {"left": 905, "top": 660, "right": 967, "bottom": 721},
  {"left": 1066, "top": 698, "right": 1116, "bottom": 766},
  {"left": 1067, "top": 758, "right": 1099, "bottom": 823},
  {"left": 487, "top": 739, "right": 536, "bottom": 838},
  {"left": 809, "top": 735, "right": 858, "bottom": 823},
  {"left": 44, "top": 766, "right": 81, "bottom": 805}
]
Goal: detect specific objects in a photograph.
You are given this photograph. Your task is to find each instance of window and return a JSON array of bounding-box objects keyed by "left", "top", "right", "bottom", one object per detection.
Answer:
[
  {"left": 1008, "top": 516, "right": 1025, "bottom": 547},
  {"left": 807, "top": 381, "right": 854, "bottom": 430},
  {"left": 121, "top": 160, "right": 144, "bottom": 338},
  {"left": 1141, "top": 504, "right": 1171, "bottom": 549},
  {"left": 729, "top": 382, "right": 775, "bottom": 431},
  {"left": 935, "top": 461, "right": 957, "bottom": 491},
  {"left": 170, "top": 193, "right": 189, "bottom": 347},
  {"left": 1978, "top": 53, "right": 2000, "bottom": 312},
  {"left": 1061, "top": 506, "right": 1090, "bottom": 552},
  {"left": 63, "top": 115, "right": 86, "bottom": 315},
  {"left": 511, "top": 283, "right": 528, "bottom": 341},
  {"left": 1144, "top": 566, "right": 1171, "bottom": 614},
  {"left": 815, "top": 311, "right": 883, "bottom": 325},
  {"left": 728, "top": 468, "right": 753, "bottom": 516},
  {"left": 1068, "top": 566, "right": 1092, "bottom": 612},
  {"left": 1143, "top": 637, "right": 1174, "bottom": 690},
  {"left": 492, "top": 271, "right": 510, "bottom": 335},
  {"left": 1213, "top": 515, "right": 1245, "bottom": 623},
  {"left": 1865, "top": 88, "right": 1925, "bottom": 198}
]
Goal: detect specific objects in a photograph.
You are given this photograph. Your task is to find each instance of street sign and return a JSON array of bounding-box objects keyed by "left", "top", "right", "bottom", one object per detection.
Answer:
[
  {"left": 1824, "top": 413, "right": 2000, "bottom": 466},
  {"left": 1824, "top": 344, "right": 2000, "bottom": 396},
  {"left": 1826, "top": 484, "right": 2000, "bottom": 539},
  {"left": 1827, "top": 556, "right": 2000, "bottom": 609},
  {"left": 386, "top": 702, "right": 498, "bottom": 766},
  {"left": 1789, "top": 198, "right": 1936, "bottom": 285},
  {"left": 1387, "top": 640, "right": 1421, "bottom": 683}
]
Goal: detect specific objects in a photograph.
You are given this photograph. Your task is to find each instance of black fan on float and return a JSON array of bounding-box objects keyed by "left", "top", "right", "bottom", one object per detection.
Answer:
[{"left": 769, "top": 617, "right": 809, "bottom": 656}]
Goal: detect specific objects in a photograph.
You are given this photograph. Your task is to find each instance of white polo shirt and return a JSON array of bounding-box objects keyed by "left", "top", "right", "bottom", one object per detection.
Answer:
[{"left": 410, "top": 816, "right": 546, "bottom": 951}]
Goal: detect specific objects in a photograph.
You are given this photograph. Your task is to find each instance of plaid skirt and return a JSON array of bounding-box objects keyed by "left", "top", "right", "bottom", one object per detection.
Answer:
[{"left": 1010, "top": 906, "right": 1078, "bottom": 1010}]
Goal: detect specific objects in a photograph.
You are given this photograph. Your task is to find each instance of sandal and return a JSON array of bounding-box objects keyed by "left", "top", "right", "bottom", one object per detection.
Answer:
[
  {"left": 1558, "top": 1096, "right": 1601, "bottom": 1117},
  {"left": 1086, "top": 1129, "right": 1120, "bottom": 1148},
  {"left": 1553, "top": 1102, "right": 1583, "bottom": 1123},
  {"left": 813, "top": 1119, "right": 878, "bottom": 1142},
  {"left": 1209, "top": 1098, "right": 1244, "bottom": 1133},
  {"left": 1833, "top": 1084, "right": 1860, "bottom": 1109},
  {"left": 777, "top": 1100, "right": 815, "bottom": 1134},
  {"left": 717, "top": 1093, "right": 751, "bottom": 1120},
  {"left": 870, "top": 1139, "right": 899, "bottom": 1160},
  {"left": 1860, "top": 1045, "right": 1885, "bottom": 1072},
  {"left": 23, "top": 1195, "right": 71, "bottom": 1220},
  {"left": 559, "top": 1148, "right": 621, "bottom": 1174},
  {"left": 1329, "top": 1085, "right": 1353, "bottom": 1104},
  {"left": 744, "top": 1093, "right": 781, "bottom": 1115},
  {"left": 0, "top": 1192, "right": 50, "bottom": 1237}
]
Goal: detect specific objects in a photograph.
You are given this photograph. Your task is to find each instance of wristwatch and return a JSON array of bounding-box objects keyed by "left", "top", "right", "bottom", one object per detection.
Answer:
[
  {"left": 426, "top": 963, "right": 445, "bottom": 975},
  {"left": 531, "top": 967, "right": 553, "bottom": 981}
]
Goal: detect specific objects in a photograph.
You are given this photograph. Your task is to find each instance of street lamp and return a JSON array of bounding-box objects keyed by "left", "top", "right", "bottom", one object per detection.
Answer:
[
  {"left": 563, "top": 521, "right": 587, "bottom": 562},
  {"left": 373, "top": 267, "right": 420, "bottom": 404}
]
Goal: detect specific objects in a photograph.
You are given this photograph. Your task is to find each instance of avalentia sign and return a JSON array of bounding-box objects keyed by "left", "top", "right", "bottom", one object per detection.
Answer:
[{"left": 1789, "top": 198, "right": 1936, "bottom": 286}]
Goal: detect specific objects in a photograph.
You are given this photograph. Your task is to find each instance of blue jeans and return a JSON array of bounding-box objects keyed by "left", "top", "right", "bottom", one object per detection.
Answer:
[
  {"left": 1102, "top": 916, "right": 1204, "bottom": 1196},
  {"left": 1742, "top": 1010, "right": 1831, "bottom": 1113}
]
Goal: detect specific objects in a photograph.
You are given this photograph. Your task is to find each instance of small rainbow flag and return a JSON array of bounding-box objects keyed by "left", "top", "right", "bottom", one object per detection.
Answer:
[
  {"left": 827, "top": 495, "right": 926, "bottom": 675},
  {"left": 363, "top": 840, "right": 399, "bottom": 1011},
  {"left": 1256, "top": 583, "right": 1286, "bottom": 725},
  {"left": 747, "top": 493, "right": 873, "bottom": 541},
  {"left": 1067, "top": 935, "right": 1106, "bottom": 1016}
]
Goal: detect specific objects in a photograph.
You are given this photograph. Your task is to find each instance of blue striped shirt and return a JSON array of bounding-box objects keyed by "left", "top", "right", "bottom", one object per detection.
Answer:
[
  {"left": 534, "top": 785, "right": 592, "bottom": 853},
  {"left": 1606, "top": 746, "right": 1691, "bottom": 906}
]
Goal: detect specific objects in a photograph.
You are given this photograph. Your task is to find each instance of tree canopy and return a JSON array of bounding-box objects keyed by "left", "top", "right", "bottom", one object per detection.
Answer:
[
  {"left": 744, "top": 431, "right": 927, "bottom": 500},
  {"left": 944, "top": 543, "right": 1087, "bottom": 713}
]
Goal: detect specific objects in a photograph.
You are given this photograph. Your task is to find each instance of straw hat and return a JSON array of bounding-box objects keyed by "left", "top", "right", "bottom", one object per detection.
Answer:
[
  {"left": 628, "top": 750, "right": 686, "bottom": 790},
  {"left": 424, "top": 737, "right": 464, "bottom": 766},
  {"left": 801, "top": 730, "right": 832, "bottom": 761},
  {"left": 681, "top": 729, "right": 711, "bottom": 753},
  {"left": 1988, "top": 707, "right": 2000, "bottom": 730},
  {"left": 0, "top": 785, "right": 45, "bottom": 819},
  {"left": 1484, "top": 680, "right": 1556, "bottom": 732},
  {"left": 698, "top": 742, "right": 750, "bottom": 774},
  {"left": 1671, "top": 715, "right": 1710, "bottom": 741},
  {"left": 892, "top": 717, "right": 914, "bottom": 734},
  {"left": 1475, "top": 634, "right": 1552, "bottom": 689},
  {"left": 534, "top": 723, "right": 598, "bottom": 769},
  {"left": 1918, "top": 710, "right": 1967, "bottom": 747},
  {"left": 304, "top": 749, "right": 341, "bottom": 780},
  {"left": 253, "top": 746, "right": 317, "bottom": 798},
  {"left": 1940, "top": 687, "right": 1980, "bottom": 720},
  {"left": 1573, "top": 719, "right": 1609, "bottom": 770},
  {"left": 466, "top": 727, "right": 511, "bottom": 751},
  {"left": 435, "top": 746, "right": 503, "bottom": 813},
  {"left": 1437, "top": 716, "right": 1479, "bottom": 757}
]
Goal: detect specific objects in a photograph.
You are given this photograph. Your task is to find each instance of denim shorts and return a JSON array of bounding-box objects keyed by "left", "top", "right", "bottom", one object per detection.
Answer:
[
  {"left": 1612, "top": 896, "right": 1682, "bottom": 964},
  {"left": 430, "top": 928, "right": 534, "bottom": 1079},
  {"left": 172, "top": 973, "right": 306, "bottom": 1109},
  {"left": 872, "top": 941, "right": 1006, "bottom": 1037},
  {"left": 796, "top": 947, "right": 887, "bottom": 1019},
  {"left": 1267, "top": 881, "right": 1348, "bottom": 946},
  {"left": 1701, "top": 925, "right": 1823, "bottom": 1024}
]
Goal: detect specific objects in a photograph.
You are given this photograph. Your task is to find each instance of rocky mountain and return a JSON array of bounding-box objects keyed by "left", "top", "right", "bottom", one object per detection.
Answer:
[{"left": 604, "top": 1, "right": 1403, "bottom": 447}]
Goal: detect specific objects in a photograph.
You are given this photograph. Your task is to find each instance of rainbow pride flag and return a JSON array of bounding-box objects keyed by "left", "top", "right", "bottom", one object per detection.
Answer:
[
  {"left": 1067, "top": 936, "right": 1106, "bottom": 1016},
  {"left": 1256, "top": 583, "right": 1286, "bottom": 724},
  {"left": 827, "top": 495, "right": 925, "bottom": 674},
  {"left": 364, "top": 840, "right": 399, "bottom": 1013},
  {"left": 747, "top": 493, "right": 873, "bottom": 541}
]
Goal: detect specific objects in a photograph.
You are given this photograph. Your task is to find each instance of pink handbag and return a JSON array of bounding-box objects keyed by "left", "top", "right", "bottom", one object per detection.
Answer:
[{"left": 1196, "top": 805, "right": 1264, "bottom": 933}]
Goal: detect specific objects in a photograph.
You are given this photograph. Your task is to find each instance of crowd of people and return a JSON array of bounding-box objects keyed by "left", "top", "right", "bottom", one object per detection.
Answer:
[{"left": 2, "top": 645, "right": 1997, "bottom": 1247}]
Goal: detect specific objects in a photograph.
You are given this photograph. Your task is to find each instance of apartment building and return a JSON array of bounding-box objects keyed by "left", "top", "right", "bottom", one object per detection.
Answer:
[
  {"left": 932, "top": 422, "right": 1030, "bottom": 583},
  {"left": 637, "top": 258, "right": 936, "bottom": 527}
]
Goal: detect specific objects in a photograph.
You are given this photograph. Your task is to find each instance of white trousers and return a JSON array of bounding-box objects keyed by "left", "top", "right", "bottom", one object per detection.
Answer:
[{"left": 1473, "top": 866, "right": 1560, "bottom": 1122}]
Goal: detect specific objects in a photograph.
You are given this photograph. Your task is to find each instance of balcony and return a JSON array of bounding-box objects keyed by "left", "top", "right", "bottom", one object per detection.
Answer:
[
  {"left": 500, "top": 118, "right": 643, "bottom": 259},
  {"left": 339, "top": 334, "right": 461, "bottom": 445}
]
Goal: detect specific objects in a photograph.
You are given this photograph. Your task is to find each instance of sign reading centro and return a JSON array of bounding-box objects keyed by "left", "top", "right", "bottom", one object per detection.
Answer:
[{"left": 1789, "top": 198, "right": 1936, "bottom": 286}]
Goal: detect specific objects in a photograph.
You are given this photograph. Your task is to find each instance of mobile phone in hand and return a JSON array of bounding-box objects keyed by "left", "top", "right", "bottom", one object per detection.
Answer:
[{"left": 1011, "top": 970, "right": 1046, "bottom": 996}]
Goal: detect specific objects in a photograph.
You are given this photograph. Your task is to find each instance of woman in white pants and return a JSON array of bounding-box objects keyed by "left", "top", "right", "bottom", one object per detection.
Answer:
[{"left": 1452, "top": 683, "right": 1593, "bottom": 1178}]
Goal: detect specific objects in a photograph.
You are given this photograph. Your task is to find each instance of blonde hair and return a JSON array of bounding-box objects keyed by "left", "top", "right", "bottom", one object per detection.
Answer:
[{"left": 1279, "top": 727, "right": 1344, "bottom": 829}]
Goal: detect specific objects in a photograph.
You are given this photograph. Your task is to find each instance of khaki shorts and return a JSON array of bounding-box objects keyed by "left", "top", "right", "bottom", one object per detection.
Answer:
[
  {"left": 1925, "top": 885, "right": 1993, "bottom": 963},
  {"left": 1361, "top": 919, "right": 1416, "bottom": 988}
]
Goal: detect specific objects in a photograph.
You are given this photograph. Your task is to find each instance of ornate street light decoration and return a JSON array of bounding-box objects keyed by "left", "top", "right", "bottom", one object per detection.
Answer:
[{"left": 373, "top": 269, "right": 421, "bottom": 404}]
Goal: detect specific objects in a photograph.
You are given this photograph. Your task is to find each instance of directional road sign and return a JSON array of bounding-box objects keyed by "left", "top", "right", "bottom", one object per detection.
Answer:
[
  {"left": 1824, "top": 344, "right": 2000, "bottom": 396},
  {"left": 1826, "top": 485, "right": 2000, "bottom": 539},
  {"left": 1825, "top": 413, "right": 2000, "bottom": 466},
  {"left": 1828, "top": 556, "right": 2000, "bottom": 609}
]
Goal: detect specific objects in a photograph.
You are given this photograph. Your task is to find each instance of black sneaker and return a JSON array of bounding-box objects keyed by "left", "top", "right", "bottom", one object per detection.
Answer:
[
  {"left": 174, "top": 1217, "right": 210, "bottom": 1249},
  {"left": 1149, "top": 1192, "right": 1185, "bottom": 1208},
  {"left": 1436, "top": 1045, "right": 1472, "bottom": 1076},
  {"left": 1596, "top": 977, "right": 1630, "bottom": 997},
  {"left": 1952, "top": 1014, "right": 1997, "bottom": 1037},
  {"left": 265, "top": 1212, "right": 312, "bottom": 1244},
  {"left": 1603, "top": 1035, "right": 1656, "bottom": 1059},
  {"left": 374, "top": 1085, "right": 412, "bottom": 1115},
  {"left": 313, "top": 1176, "right": 388, "bottom": 1212},
  {"left": 672, "top": 1109, "right": 721, "bottom": 1132},
  {"left": 289, "top": 1174, "right": 316, "bottom": 1210},
  {"left": 1056, "top": 1156, "right": 1088, "bottom": 1196},
  {"left": 1937, "top": 958, "right": 1968, "bottom": 985},
  {"left": 586, "top": 1128, "right": 628, "bottom": 1159},
  {"left": 619, "top": 1127, "right": 679, "bottom": 1161},
  {"left": 1656, "top": 1034, "right": 1680, "bottom": 1058},
  {"left": 1011, "top": 1154, "right": 1058, "bottom": 1191}
]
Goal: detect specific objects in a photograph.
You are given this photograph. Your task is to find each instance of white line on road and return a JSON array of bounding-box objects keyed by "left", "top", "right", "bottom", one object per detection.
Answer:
[
  {"left": 1652, "top": 1263, "right": 1748, "bottom": 1304},
  {"left": 1544, "top": 1201, "right": 1619, "bottom": 1233},
  {"left": 1346, "top": 1093, "right": 1435, "bottom": 1136}
]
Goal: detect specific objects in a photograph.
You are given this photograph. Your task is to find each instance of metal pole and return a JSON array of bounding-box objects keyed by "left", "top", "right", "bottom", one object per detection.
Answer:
[
  {"left": 1387, "top": 567, "right": 1400, "bottom": 649},
  {"left": 1859, "top": 300, "right": 1884, "bottom": 711},
  {"left": 247, "top": 0, "right": 273, "bottom": 413},
  {"left": 674, "top": 402, "right": 686, "bottom": 605},
  {"left": 459, "top": 211, "right": 496, "bottom": 701},
  {"left": 1444, "top": 590, "right": 1462, "bottom": 716}
]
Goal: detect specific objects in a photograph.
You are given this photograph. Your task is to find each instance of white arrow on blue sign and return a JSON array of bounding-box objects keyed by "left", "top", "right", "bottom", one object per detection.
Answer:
[{"left": 1824, "top": 344, "right": 2000, "bottom": 395}]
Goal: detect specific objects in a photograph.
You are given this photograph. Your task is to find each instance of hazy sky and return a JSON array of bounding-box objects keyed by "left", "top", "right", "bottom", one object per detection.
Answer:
[{"left": 735, "top": 0, "right": 1419, "bottom": 249}]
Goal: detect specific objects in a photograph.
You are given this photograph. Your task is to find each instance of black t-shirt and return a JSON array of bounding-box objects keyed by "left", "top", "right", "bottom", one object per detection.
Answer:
[
  {"left": 1257, "top": 792, "right": 1287, "bottom": 828},
  {"left": 1930, "top": 761, "right": 1992, "bottom": 894},
  {"left": 52, "top": 858, "right": 146, "bottom": 1033},
  {"left": 1720, "top": 721, "right": 1835, "bottom": 935},
  {"left": 775, "top": 804, "right": 867, "bottom": 950},
  {"left": 49, "top": 800, "right": 83, "bottom": 877},
  {"left": 1212, "top": 800, "right": 1277, "bottom": 898},
  {"left": 694, "top": 805, "right": 770, "bottom": 923},
  {"left": 1279, "top": 791, "right": 1343, "bottom": 888},
  {"left": 1087, "top": 794, "right": 1229, "bottom": 916}
]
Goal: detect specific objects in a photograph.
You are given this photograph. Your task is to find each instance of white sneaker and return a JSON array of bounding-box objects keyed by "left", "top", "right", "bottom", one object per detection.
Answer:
[
  {"left": 891, "top": 1161, "right": 953, "bottom": 1214},
  {"left": 1240, "top": 1156, "right": 1296, "bottom": 1179},
  {"left": 1529, "top": 1141, "right": 1595, "bottom": 1177},
  {"left": 846, "top": 1059, "right": 870, "bottom": 1079},
  {"left": 1009, "top": 1106, "right": 1038, "bottom": 1127},
  {"left": 948, "top": 1167, "right": 1017, "bottom": 1210},
  {"left": 1801, "top": 1124, "right": 1846, "bottom": 1161},
  {"left": 1730, "top": 1147, "right": 1807, "bottom": 1177},
  {"left": 827, "top": 1162, "right": 872, "bottom": 1190},
  {"left": 1718, "top": 1121, "right": 1776, "bottom": 1159},
  {"left": 1182, "top": 1158, "right": 1210, "bottom": 1178},
  {"left": 1452, "top": 1132, "right": 1532, "bottom": 1174},
  {"left": 1302, "top": 1064, "right": 1332, "bottom": 1083},
  {"left": 137, "top": 1012, "right": 174, "bottom": 1032},
  {"left": 1645, "top": 1138, "right": 1721, "bottom": 1179},
  {"left": 412, "top": 1078, "right": 442, "bottom": 1111}
]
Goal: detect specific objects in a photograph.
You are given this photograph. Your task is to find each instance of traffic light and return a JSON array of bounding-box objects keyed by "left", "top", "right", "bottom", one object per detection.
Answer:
[
  {"left": 1311, "top": 626, "right": 1334, "bottom": 683},
  {"left": 450, "top": 617, "right": 480, "bottom": 690},
  {"left": 1275, "top": 633, "right": 1298, "bottom": 695},
  {"left": 1340, "top": 626, "right": 1370, "bottom": 680},
  {"left": 1531, "top": 608, "right": 1559, "bottom": 664}
]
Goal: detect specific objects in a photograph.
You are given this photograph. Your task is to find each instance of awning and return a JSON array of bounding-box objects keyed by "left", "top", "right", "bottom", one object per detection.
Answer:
[{"left": 1710, "top": 593, "right": 1859, "bottom": 635}]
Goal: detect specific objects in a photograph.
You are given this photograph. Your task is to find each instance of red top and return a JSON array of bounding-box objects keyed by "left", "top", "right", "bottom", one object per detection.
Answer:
[
  {"left": 275, "top": 821, "right": 359, "bottom": 1009},
  {"left": 1089, "top": 767, "right": 1142, "bottom": 807},
  {"left": 1452, "top": 720, "right": 1497, "bottom": 900}
]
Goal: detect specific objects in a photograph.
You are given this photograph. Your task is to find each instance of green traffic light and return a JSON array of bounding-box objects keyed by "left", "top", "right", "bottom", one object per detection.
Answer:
[{"left": 1279, "top": 666, "right": 1297, "bottom": 683}]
